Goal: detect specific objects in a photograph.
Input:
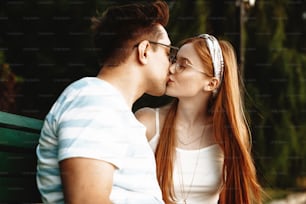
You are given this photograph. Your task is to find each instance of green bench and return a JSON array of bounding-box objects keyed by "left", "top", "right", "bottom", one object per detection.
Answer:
[{"left": 0, "top": 111, "right": 43, "bottom": 203}]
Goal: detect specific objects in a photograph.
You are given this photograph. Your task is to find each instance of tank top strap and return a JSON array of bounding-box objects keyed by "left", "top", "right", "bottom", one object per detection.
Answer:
[
  {"left": 155, "top": 108, "right": 160, "bottom": 135},
  {"left": 149, "top": 108, "right": 160, "bottom": 152}
]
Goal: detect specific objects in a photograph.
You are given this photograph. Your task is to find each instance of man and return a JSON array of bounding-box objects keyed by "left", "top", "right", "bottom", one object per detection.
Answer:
[{"left": 36, "top": 1, "right": 178, "bottom": 203}]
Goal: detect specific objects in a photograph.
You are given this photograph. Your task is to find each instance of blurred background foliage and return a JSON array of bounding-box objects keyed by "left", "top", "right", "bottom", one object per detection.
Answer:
[{"left": 0, "top": 0, "right": 305, "bottom": 197}]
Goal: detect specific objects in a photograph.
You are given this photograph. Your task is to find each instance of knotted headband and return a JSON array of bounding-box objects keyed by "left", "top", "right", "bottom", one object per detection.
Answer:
[{"left": 198, "top": 34, "right": 224, "bottom": 95}]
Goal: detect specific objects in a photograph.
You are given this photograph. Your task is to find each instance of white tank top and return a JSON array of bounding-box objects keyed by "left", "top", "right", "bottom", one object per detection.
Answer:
[{"left": 149, "top": 108, "right": 224, "bottom": 204}]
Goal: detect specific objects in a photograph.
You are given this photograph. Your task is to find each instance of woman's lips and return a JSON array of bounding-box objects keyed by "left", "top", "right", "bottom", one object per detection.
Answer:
[
  {"left": 167, "top": 76, "right": 174, "bottom": 83},
  {"left": 167, "top": 79, "right": 173, "bottom": 83}
]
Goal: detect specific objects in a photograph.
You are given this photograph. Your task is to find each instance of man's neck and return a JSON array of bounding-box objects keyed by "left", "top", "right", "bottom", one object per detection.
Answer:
[{"left": 97, "top": 65, "right": 145, "bottom": 109}]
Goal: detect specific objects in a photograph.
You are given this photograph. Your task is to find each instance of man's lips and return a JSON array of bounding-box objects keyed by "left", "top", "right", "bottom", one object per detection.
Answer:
[
  {"left": 167, "top": 76, "right": 174, "bottom": 83},
  {"left": 167, "top": 79, "right": 173, "bottom": 83}
]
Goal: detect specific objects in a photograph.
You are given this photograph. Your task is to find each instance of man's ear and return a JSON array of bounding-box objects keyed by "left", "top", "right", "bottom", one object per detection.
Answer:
[
  {"left": 136, "top": 40, "right": 150, "bottom": 65},
  {"left": 204, "top": 77, "right": 220, "bottom": 92}
]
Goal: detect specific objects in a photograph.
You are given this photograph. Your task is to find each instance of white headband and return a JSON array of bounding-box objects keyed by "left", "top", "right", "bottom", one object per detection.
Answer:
[{"left": 198, "top": 34, "right": 224, "bottom": 95}]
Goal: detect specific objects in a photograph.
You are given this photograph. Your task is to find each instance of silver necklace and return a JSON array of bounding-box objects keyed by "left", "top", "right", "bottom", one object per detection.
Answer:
[
  {"left": 177, "top": 131, "right": 204, "bottom": 146},
  {"left": 176, "top": 125, "right": 206, "bottom": 204}
]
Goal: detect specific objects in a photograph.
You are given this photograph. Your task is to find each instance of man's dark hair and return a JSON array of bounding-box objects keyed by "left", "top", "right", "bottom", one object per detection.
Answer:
[{"left": 91, "top": 1, "right": 169, "bottom": 67}]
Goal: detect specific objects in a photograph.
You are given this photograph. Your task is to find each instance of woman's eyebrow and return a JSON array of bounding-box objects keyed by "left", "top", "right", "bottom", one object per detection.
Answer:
[{"left": 177, "top": 56, "right": 193, "bottom": 65}]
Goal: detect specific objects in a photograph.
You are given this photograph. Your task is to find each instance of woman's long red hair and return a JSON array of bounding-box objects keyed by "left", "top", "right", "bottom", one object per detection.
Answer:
[{"left": 155, "top": 37, "right": 262, "bottom": 204}]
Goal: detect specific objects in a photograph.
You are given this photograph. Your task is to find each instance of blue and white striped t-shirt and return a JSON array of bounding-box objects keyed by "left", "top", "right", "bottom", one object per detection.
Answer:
[{"left": 36, "top": 77, "right": 164, "bottom": 204}]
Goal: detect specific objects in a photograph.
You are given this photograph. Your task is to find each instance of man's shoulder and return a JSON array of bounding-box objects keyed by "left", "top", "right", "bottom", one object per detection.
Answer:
[
  {"left": 68, "top": 77, "right": 106, "bottom": 89},
  {"left": 62, "top": 77, "right": 120, "bottom": 101}
]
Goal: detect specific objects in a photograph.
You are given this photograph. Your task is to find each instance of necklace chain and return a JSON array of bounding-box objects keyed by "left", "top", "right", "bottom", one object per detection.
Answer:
[
  {"left": 177, "top": 132, "right": 204, "bottom": 145},
  {"left": 177, "top": 125, "right": 207, "bottom": 146},
  {"left": 176, "top": 125, "right": 206, "bottom": 204}
]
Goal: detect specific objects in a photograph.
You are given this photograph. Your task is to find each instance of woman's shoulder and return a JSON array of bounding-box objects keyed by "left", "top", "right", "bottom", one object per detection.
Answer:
[
  {"left": 135, "top": 104, "right": 171, "bottom": 141},
  {"left": 135, "top": 104, "right": 171, "bottom": 121},
  {"left": 134, "top": 107, "right": 156, "bottom": 122},
  {"left": 135, "top": 107, "right": 157, "bottom": 141}
]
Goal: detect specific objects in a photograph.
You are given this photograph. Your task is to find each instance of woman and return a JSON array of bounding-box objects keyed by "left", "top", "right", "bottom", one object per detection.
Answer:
[{"left": 135, "top": 34, "right": 262, "bottom": 204}]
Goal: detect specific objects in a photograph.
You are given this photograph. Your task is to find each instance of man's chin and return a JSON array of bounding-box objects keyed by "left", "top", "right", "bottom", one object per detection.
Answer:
[{"left": 147, "top": 87, "right": 166, "bottom": 97}]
